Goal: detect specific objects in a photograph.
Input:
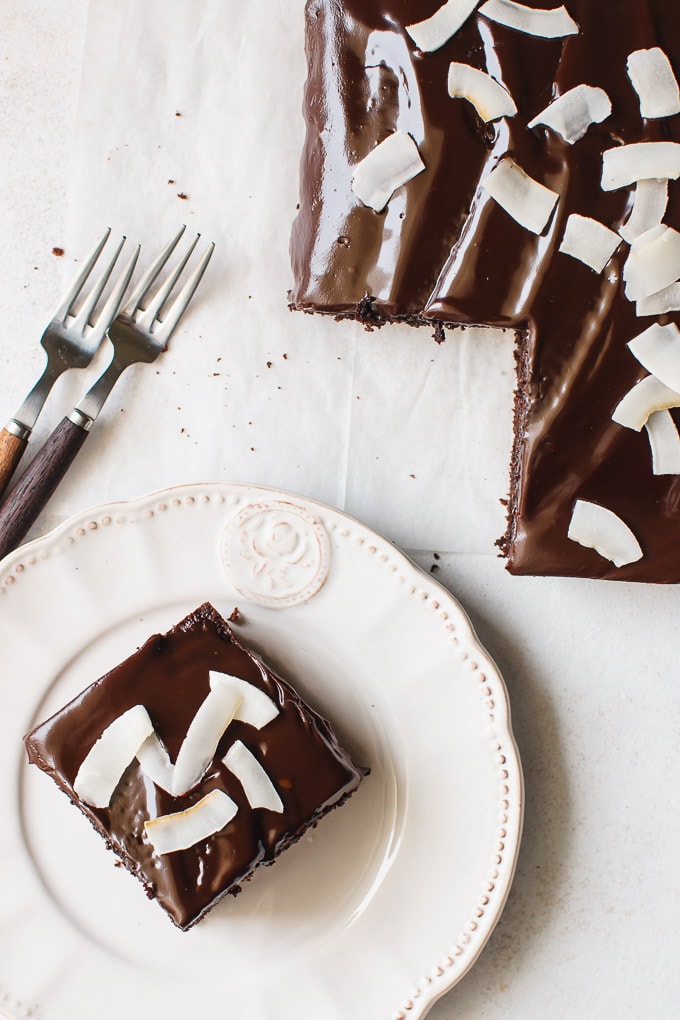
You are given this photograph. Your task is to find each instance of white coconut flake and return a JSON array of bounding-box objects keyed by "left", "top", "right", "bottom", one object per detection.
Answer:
[
  {"left": 601, "top": 142, "right": 680, "bottom": 191},
  {"left": 74, "top": 706, "right": 154, "bottom": 809},
  {"left": 137, "top": 672, "right": 278, "bottom": 799},
  {"left": 209, "top": 671, "right": 279, "bottom": 730},
  {"left": 447, "top": 63, "right": 517, "bottom": 121},
  {"left": 145, "top": 790, "right": 238, "bottom": 855},
  {"left": 646, "top": 409, "right": 680, "bottom": 474},
  {"left": 636, "top": 281, "right": 680, "bottom": 317},
  {"left": 351, "top": 131, "right": 425, "bottom": 213},
  {"left": 482, "top": 157, "right": 559, "bottom": 234},
  {"left": 611, "top": 374, "right": 680, "bottom": 431},
  {"left": 171, "top": 681, "right": 244, "bottom": 797},
  {"left": 559, "top": 213, "right": 621, "bottom": 272},
  {"left": 136, "top": 731, "right": 175, "bottom": 794},
  {"left": 528, "top": 85, "right": 611, "bottom": 144},
  {"left": 223, "top": 740, "right": 284, "bottom": 813},
  {"left": 479, "top": 0, "right": 579, "bottom": 37},
  {"left": 623, "top": 225, "right": 680, "bottom": 302},
  {"left": 567, "top": 500, "right": 643, "bottom": 567},
  {"left": 406, "top": 0, "right": 479, "bottom": 53},
  {"left": 628, "top": 321, "right": 680, "bottom": 392},
  {"left": 619, "top": 178, "right": 668, "bottom": 244},
  {"left": 627, "top": 47, "right": 680, "bottom": 119}
]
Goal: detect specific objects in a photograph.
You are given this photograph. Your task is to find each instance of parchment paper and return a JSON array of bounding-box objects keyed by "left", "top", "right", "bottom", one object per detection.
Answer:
[
  {"left": 4, "top": 7, "right": 680, "bottom": 1019},
  {"left": 59, "top": 0, "right": 515, "bottom": 554}
]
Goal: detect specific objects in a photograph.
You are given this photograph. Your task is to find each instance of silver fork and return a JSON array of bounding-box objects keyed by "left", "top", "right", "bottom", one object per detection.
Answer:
[
  {"left": 0, "top": 227, "right": 214, "bottom": 560},
  {"left": 0, "top": 230, "right": 139, "bottom": 499}
]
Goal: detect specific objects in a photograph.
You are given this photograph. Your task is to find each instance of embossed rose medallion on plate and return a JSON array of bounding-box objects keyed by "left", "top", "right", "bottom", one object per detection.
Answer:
[{"left": 220, "top": 499, "right": 331, "bottom": 608}]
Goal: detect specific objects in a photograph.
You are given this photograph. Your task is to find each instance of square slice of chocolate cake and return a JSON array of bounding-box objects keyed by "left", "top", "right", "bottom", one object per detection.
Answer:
[
  {"left": 24, "top": 603, "right": 366, "bottom": 930},
  {"left": 290, "top": 0, "right": 680, "bottom": 582}
]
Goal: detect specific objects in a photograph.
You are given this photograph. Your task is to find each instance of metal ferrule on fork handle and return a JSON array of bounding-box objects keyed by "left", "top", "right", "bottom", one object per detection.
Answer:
[
  {"left": 0, "top": 227, "right": 213, "bottom": 563},
  {"left": 5, "top": 419, "right": 32, "bottom": 441},
  {"left": 67, "top": 408, "right": 95, "bottom": 431},
  {"left": 0, "top": 230, "right": 138, "bottom": 498},
  {"left": 0, "top": 415, "right": 91, "bottom": 561}
]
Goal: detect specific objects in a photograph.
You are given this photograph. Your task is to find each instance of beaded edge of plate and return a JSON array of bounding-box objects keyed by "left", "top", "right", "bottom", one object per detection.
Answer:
[{"left": 0, "top": 485, "right": 522, "bottom": 1018}]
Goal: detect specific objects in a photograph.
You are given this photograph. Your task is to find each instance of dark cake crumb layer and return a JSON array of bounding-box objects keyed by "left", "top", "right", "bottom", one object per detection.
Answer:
[
  {"left": 24, "top": 603, "right": 366, "bottom": 930},
  {"left": 290, "top": 0, "right": 680, "bottom": 582}
]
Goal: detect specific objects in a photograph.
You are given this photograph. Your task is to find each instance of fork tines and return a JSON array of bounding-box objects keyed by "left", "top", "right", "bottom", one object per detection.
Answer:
[
  {"left": 123, "top": 226, "right": 215, "bottom": 341},
  {"left": 55, "top": 230, "right": 140, "bottom": 336}
]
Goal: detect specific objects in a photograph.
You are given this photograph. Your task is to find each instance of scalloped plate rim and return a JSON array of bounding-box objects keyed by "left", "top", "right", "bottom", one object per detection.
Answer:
[{"left": 0, "top": 480, "right": 524, "bottom": 1020}]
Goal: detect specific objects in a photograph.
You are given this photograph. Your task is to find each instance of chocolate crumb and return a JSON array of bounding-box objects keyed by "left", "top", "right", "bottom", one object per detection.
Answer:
[
  {"left": 355, "top": 295, "right": 386, "bottom": 330},
  {"left": 175, "top": 111, "right": 182, "bottom": 117},
  {"left": 266, "top": 361, "right": 273, "bottom": 368},
  {"left": 430, "top": 563, "right": 440, "bottom": 573},
  {"left": 433, "top": 552, "right": 441, "bottom": 560},
  {"left": 228, "top": 607, "right": 241, "bottom": 623},
  {"left": 433, "top": 321, "right": 446, "bottom": 345},
  {"left": 177, "top": 192, "right": 188, "bottom": 200},
  {"left": 51, "top": 247, "right": 64, "bottom": 257},
  {"left": 168, "top": 179, "right": 175, "bottom": 185},
  {"left": 282, "top": 353, "right": 288, "bottom": 360}
]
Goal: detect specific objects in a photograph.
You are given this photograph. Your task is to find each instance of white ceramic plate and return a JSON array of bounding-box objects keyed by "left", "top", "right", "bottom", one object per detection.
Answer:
[{"left": 0, "top": 483, "right": 522, "bottom": 1020}]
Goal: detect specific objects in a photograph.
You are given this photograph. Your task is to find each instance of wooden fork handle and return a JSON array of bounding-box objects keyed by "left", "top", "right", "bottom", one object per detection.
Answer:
[
  {"left": 0, "top": 426, "right": 29, "bottom": 501},
  {"left": 0, "top": 415, "right": 90, "bottom": 561}
]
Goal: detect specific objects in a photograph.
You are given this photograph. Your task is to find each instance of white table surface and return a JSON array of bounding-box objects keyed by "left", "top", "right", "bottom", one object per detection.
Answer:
[{"left": 2, "top": 3, "right": 679, "bottom": 1018}]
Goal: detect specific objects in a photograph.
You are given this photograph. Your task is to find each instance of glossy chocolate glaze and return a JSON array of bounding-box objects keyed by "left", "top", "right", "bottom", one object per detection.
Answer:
[
  {"left": 290, "top": 0, "right": 680, "bottom": 581},
  {"left": 24, "top": 604, "right": 366, "bottom": 930}
]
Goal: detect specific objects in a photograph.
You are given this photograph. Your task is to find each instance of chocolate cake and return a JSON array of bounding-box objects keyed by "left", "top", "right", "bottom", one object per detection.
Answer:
[
  {"left": 24, "top": 603, "right": 366, "bottom": 930},
  {"left": 290, "top": 0, "right": 680, "bottom": 582}
]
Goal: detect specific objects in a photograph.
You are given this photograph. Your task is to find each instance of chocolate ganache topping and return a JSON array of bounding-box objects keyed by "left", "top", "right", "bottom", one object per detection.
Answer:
[
  {"left": 290, "top": 0, "right": 680, "bottom": 582},
  {"left": 25, "top": 604, "right": 366, "bottom": 929}
]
